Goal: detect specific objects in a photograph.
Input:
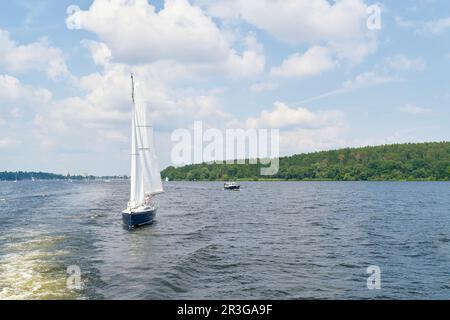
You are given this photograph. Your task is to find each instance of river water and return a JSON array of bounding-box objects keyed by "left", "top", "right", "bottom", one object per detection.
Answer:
[{"left": 0, "top": 181, "right": 449, "bottom": 299}]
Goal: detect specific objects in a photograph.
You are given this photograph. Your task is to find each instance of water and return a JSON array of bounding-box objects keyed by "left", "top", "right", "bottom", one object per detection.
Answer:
[{"left": 0, "top": 180, "right": 449, "bottom": 300}]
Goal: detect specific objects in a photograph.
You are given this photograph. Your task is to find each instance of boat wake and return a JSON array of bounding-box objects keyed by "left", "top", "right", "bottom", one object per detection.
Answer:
[{"left": 0, "top": 232, "right": 82, "bottom": 300}]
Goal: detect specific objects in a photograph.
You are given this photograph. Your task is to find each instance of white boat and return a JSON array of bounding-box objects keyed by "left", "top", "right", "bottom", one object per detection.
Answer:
[
  {"left": 122, "top": 74, "right": 164, "bottom": 228},
  {"left": 224, "top": 181, "right": 240, "bottom": 190}
]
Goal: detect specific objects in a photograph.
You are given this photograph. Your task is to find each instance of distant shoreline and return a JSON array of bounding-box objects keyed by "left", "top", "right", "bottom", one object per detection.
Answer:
[
  {"left": 1, "top": 178, "right": 448, "bottom": 182},
  {"left": 2, "top": 142, "right": 449, "bottom": 182},
  {"left": 0, "top": 171, "right": 129, "bottom": 182}
]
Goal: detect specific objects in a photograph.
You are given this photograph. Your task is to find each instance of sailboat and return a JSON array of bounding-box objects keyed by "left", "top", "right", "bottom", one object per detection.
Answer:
[{"left": 122, "top": 74, "right": 164, "bottom": 228}]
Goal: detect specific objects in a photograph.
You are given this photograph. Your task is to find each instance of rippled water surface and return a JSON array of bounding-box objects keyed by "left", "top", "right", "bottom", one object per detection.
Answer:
[{"left": 0, "top": 181, "right": 449, "bottom": 299}]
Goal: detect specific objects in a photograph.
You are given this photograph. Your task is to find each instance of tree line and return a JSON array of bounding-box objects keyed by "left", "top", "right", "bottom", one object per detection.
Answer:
[
  {"left": 161, "top": 142, "right": 450, "bottom": 181},
  {"left": 0, "top": 171, "right": 128, "bottom": 181}
]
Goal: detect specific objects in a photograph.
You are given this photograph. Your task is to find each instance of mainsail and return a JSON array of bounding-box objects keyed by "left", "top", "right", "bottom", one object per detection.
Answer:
[{"left": 129, "top": 75, "right": 164, "bottom": 209}]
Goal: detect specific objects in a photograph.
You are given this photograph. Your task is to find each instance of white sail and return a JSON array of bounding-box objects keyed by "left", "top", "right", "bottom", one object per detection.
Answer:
[
  {"left": 129, "top": 95, "right": 139, "bottom": 208},
  {"left": 128, "top": 77, "right": 163, "bottom": 209}
]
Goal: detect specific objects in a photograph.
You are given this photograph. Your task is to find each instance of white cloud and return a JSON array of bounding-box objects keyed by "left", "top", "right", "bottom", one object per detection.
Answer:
[
  {"left": 68, "top": 0, "right": 228, "bottom": 63},
  {"left": 0, "top": 74, "right": 52, "bottom": 105},
  {"left": 200, "top": 0, "right": 377, "bottom": 64},
  {"left": 81, "top": 40, "right": 112, "bottom": 66},
  {"left": 398, "top": 104, "right": 432, "bottom": 115},
  {"left": 385, "top": 55, "right": 425, "bottom": 71},
  {"left": 32, "top": 60, "right": 234, "bottom": 153},
  {"left": 67, "top": 0, "right": 265, "bottom": 77},
  {"left": 202, "top": 0, "right": 368, "bottom": 44},
  {"left": 327, "top": 32, "right": 378, "bottom": 64},
  {"left": 226, "top": 47, "right": 266, "bottom": 78},
  {"left": 271, "top": 46, "right": 336, "bottom": 78},
  {"left": 0, "top": 29, "right": 69, "bottom": 79},
  {"left": 279, "top": 126, "right": 347, "bottom": 156},
  {"left": 240, "top": 101, "right": 346, "bottom": 156},
  {"left": 245, "top": 101, "right": 344, "bottom": 130}
]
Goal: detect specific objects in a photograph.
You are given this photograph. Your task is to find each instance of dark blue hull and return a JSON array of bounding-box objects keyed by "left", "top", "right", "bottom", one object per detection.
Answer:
[
  {"left": 224, "top": 186, "right": 240, "bottom": 190},
  {"left": 122, "top": 209, "right": 156, "bottom": 228}
]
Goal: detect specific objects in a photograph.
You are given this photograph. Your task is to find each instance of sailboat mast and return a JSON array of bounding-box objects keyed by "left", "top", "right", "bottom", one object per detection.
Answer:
[
  {"left": 131, "top": 73, "right": 135, "bottom": 105},
  {"left": 129, "top": 73, "right": 138, "bottom": 209}
]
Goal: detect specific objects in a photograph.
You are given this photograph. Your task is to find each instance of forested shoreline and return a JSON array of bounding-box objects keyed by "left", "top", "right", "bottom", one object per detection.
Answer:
[{"left": 161, "top": 142, "right": 450, "bottom": 181}]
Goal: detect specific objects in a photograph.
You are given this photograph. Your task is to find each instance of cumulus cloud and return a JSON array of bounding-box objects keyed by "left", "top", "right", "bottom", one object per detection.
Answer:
[
  {"left": 271, "top": 46, "right": 336, "bottom": 78},
  {"left": 279, "top": 126, "right": 347, "bottom": 156},
  {"left": 240, "top": 101, "right": 346, "bottom": 156},
  {"left": 0, "top": 29, "right": 69, "bottom": 79},
  {"left": 200, "top": 0, "right": 377, "bottom": 65},
  {"left": 32, "top": 59, "right": 235, "bottom": 155},
  {"left": 245, "top": 101, "right": 344, "bottom": 130},
  {"left": 67, "top": 0, "right": 229, "bottom": 63},
  {"left": 201, "top": 0, "right": 368, "bottom": 44},
  {"left": 67, "top": 0, "right": 265, "bottom": 77},
  {"left": 0, "top": 74, "right": 52, "bottom": 106},
  {"left": 81, "top": 40, "right": 112, "bottom": 66}
]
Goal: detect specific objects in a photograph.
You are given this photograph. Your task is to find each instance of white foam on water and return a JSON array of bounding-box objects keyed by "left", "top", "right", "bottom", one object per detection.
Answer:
[{"left": 0, "top": 234, "right": 82, "bottom": 300}]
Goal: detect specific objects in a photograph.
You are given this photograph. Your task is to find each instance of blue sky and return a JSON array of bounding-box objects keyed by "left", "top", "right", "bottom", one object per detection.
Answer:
[{"left": 0, "top": 0, "right": 449, "bottom": 175}]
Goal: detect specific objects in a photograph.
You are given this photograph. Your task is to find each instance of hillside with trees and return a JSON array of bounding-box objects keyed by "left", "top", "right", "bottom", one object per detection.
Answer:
[{"left": 161, "top": 142, "right": 450, "bottom": 181}]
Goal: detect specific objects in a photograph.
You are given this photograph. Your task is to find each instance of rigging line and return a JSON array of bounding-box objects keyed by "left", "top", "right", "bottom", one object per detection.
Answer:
[{"left": 131, "top": 73, "right": 135, "bottom": 104}]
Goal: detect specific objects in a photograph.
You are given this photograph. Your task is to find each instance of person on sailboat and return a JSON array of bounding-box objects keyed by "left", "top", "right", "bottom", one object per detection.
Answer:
[{"left": 144, "top": 194, "right": 154, "bottom": 205}]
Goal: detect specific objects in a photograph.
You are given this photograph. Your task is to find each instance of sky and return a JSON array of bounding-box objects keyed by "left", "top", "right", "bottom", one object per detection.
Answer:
[{"left": 0, "top": 0, "right": 449, "bottom": 176}]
